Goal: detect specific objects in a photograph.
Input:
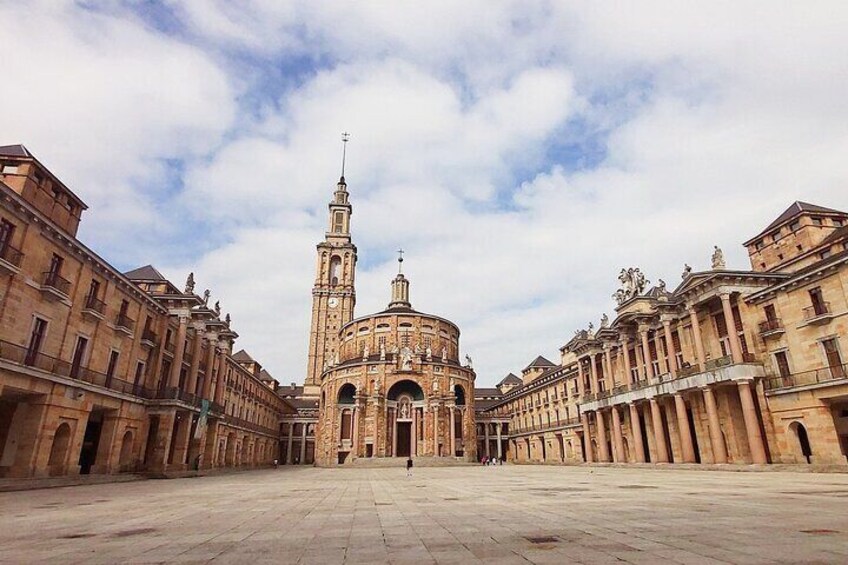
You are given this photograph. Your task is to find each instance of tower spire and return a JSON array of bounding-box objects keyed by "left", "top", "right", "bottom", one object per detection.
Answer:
[
  {"left": 397, "top": 248, "right": 404, "bottom": 274},
  {"left": 340, "top": 131, "right": 350, "bottom": 180}
]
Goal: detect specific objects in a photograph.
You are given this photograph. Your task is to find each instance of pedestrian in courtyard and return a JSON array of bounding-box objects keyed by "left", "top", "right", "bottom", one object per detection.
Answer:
[{"left": 406, "top": 457, "right": 413, "bottom": 477}]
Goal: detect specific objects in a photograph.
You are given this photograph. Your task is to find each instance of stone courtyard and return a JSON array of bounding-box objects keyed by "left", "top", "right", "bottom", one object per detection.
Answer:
[{"left": 2, "top": 467, "right": 848, "bottom": 564}]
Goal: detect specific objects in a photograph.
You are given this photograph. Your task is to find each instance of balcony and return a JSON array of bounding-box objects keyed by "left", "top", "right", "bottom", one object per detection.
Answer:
[
  {"left": 0, "top": 243, "right": 23, "bottom": 275},
  {"left": 803, "top": 302, "right": 833, "bottom": 325},
  {"left": 140, "top": 329, "right": 157, "bottom": 349},
  {"left": 0, "top": 338, "right": 152, "bottom": 399},
  {"left": 764, "top": 363, "right": 848, "bottom": 393},
  {"left": 39, "top": 271, "right": 71, "bottom": 302},
  {"left": 114, "top": 313, "right": 135, "bottom": 336},
  {"left": 81, "top": 295, "right": 106, "bottom": 321},
  {"left": 758, "top": 318, "right": 785, "bottom": 338}
]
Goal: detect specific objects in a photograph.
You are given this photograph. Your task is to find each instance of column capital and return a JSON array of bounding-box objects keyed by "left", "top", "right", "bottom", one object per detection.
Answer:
[{"left": 719, "top": 291, "right": 732, "bottom": 301}]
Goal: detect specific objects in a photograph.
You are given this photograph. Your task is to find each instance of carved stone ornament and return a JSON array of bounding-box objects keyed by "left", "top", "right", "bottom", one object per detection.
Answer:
[{"left": 612, "top": 267, "right": 649, "bottom": 305}]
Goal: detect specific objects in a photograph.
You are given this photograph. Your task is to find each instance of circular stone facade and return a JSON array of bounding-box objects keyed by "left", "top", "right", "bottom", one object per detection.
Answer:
[{"left": 315, "top": 305, "right": 476, "bottom": 466}]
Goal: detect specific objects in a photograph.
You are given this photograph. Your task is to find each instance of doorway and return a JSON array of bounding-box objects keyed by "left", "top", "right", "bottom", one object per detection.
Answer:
[{"left": 396, "top": 422, "right": 412, "bottom": 457}]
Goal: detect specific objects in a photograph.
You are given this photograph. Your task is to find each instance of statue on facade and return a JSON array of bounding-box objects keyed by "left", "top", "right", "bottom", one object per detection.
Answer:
[
  {"left": 362, "top": 345, "right": 369, "bottom": 361},
  {"left": 711, "top": 245, "right": 726, "bottom": 270},
  {"left": 432, "top": 378, "right": 440, "bottom": 393},
  {"left": 464, "top": 354, "right": 473, "bottom": 369},
  {"left": 203, "top": 289, "right": 211, "bottom": 305},
  {"left": 400, "top": 346, "right": 413, "bottom": 371},
  {"left": 600, "top": 313, "right": 609, "bottom": 328},
  {"left": 225, "top": 313, "right": 231, "bottom": 326},
  {"left": 657, "top": 279, "right": 667, "bottom": 293},
  {"left": 414, "top": 342, "right": 422, "bottom": 355},
  {"left": 425, "top": 346, "right": 432, "bottom": 361},
  {"left": 682, "top": 263, "right": 692, "bottom": 279},
  {"left": 613, "top": 267, "right": 649, "bottom": 305},
  {"left": 373, "top": 379, "right": 381, "bottom": 396},
  {"left": 334, "top": 351, "right": 340, "bottom": 366},
  {"left": 587, "top": 322, "right": 595, "bottom": 338},
  {"left": 214, "top": 301, "right": 221, "bottom": 316},
  {"left": 184, "top": 272, "right": 195, "bottom": 294},
  {"left": 379, "top": 342, "right": 386, "bottom": 361},
  {"left": 400, "top": 401, "right": 410, "bottom": 419},
  {"left": 441, "top": 346, "right": 448, "bottom": 362}
]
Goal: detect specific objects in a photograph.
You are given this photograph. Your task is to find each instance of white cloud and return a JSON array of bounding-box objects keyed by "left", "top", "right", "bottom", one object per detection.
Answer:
[{"left": 5, "top": 2, "right": 848, "bottom": 385}]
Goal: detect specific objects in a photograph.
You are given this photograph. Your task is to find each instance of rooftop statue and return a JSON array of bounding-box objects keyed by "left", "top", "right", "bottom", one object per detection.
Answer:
[
  {"left": 613, "top": 267, "right": 649, "bottom": 305},
  {"left": 711, "top": 245, "right": 726, "bottom": 270},
  {"left": 682, "top": 264, "right": 692, "bottom": 279},
  {"left": 184, "top": 272, "right": 195, "bottom": 294}
]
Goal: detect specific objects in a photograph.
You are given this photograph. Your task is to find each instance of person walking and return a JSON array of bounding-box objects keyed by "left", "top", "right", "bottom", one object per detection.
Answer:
[{"left": 406, "top": 457, "right": 413, "bottom": 477}]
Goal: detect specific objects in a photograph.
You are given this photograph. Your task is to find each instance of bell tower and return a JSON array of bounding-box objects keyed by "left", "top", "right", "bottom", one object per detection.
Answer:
[{"left": 305, "top": 136, "right": 357, "bottom": 388}]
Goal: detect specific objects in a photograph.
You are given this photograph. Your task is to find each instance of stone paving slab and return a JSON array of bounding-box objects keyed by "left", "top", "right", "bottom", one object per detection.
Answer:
[{"left": 2, "top": 465, "right": 848, "bottom": 564}]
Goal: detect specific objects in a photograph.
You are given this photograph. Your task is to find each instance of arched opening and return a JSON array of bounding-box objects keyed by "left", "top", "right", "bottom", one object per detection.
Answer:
[
  {"left": 119, "top": 431, "right": 134, "bottom": 471},
  {"left": 453, "top": 384, "right": 466, "bottom": 406},
  {"left": 789, "top": 421, "right": 813, "bottom": 463},
  {"left": 337, "top": 383, "right": 356, "bottom": 404},
  {"left": 329, "top": 256, "right": 342, "bottom": 286},
  {"left": 225, "top": 432, "right": 236, "bottom": 466},
  {"left": 387, "top": 380, "right": 424, "bottom": 457},
  {"left": 48, "top": 423, "right": 72, "bottom": 476}
]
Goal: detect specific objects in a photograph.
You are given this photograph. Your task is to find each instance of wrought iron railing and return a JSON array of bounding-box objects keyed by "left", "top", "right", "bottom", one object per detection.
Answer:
[
  {"left": 115, "top": 313, "right": 136, "bottom": 331},
  {"left": 759, "top": 318, "right": 784, "bottom": 334},
  {"left": 41, "top": 271, "right": 71, "bottom": 295},
  {"left": 764, "top": 363, "right": 848, "bottom": 391},
  {"left": 141, "top": 329, "right": 158, "bottom": 344},
  {"left": 83, "top": 294, "right": 106, "bottom": 315},
  {"left": 0, "top": 243, "right": 23, "bottom": 267},
  {"left": 803, "top": 302, "right": 831, "bottom": 320}
]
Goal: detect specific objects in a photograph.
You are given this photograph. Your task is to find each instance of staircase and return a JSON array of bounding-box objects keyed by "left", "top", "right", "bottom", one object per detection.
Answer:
[{"left": 348, "top": 456, "right": 475, "bottom": 468}]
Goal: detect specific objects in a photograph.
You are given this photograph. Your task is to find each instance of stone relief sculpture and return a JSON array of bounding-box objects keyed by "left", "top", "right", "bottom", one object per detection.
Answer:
[
  {"left": 612, "top": 267, "right": 649, "bottom": 305},
  {"left": 184, "top": 272, "right": 195, "bottom": 294},
  {"left": 711, "top": 245, "right": 726, "bottom": 270}
]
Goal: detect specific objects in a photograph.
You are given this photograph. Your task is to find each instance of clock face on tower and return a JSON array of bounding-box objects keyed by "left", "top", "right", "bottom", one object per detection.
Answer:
[{"left": 328, "top": 297, "right": 339, "bottom": 308}]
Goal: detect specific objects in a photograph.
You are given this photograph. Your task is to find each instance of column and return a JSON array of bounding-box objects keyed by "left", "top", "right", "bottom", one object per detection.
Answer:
[
  {"left": 581, "top": 413, "right": 593, "bottom": 462},
  {"left": 168, "top": 314, "right": 189, "bottom": 387},
  {"left": 449, "top": 406, "right": 456, "bottom": 457},
  {"left": 496, "top": 423, "right": 503, "bottom": 459},
  {"left": 286, "top": 425, "right": 294, "bottom": 464},
  {"left": 213, "top": 344, "right": 227, "bottom": 405},
  {"left": 596, "top": 411, "right": 610, "bottom": 462},
  {"left": 201, "top": 335, "right": 217, "bottom": 399},
  {"left": 604, "top": 346, "right": 615, "bottom": 390},
  {"left": 639, "top": 326, "right": 654, "bottom": 382},
  {"left": 589, "top": 355, "right": 600, "bottom": 395},
  {"left": 689, "top": 308, "right": 707, "bottom": 371},
  {"left": 629, "top": 403, "right": 646, "bottom": 463},
  {"left": 299, "top": 423, "right": 307, "bottom": 465},
  {"left": 433, "top": 404, "right": 440, "bottom": 456},
  {"left": 411, "top": 407, "right": 418, "bottom": 456},
  {"left": 737, "top": 381, "right": 767, "bottom": 464},
  {"left": 577, "top": 361, "right": 586, "bottom": 397},
  {"left": 351, "top": 403, "right": 360, "bottom": 458},
  {"left": 621, "top": 338, "right": 633, "bottom": 388},
  {"left": 662, "top": 321, "right": 678, "bottom": 379},
  {"left": 484, "top": 420, "right": 490, "bottom": 458},
  {"left": 186, "top": 326, "right": 203, "bottom": 395},
  {"left": 720, "top": 293, "right": 744, "bottom": 364},
  {"left": 674, "top": 394, "right": 696, "bottom": 463},
  {"left": 649, "top": 398, "right": 669, "bottom": 462},
  {"left": 611, "top": 407, "right": 625, "bottom": 463},
  {"left": 702, "top": 386, "right": 727, "bottom": 463}
]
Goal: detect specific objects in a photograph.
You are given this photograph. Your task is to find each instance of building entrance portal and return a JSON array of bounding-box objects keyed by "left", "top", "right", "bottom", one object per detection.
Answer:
[{"left": 396, "top": 422, "right": 412, "bottom": 457}]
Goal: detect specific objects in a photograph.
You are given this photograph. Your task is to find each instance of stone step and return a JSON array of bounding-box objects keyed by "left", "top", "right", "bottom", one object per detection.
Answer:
[{"left": 347, "top": 456, "right": 476, "bottom": 468}]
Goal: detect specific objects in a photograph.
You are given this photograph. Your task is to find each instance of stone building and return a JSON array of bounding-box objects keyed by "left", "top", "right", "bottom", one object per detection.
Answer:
[
  {"left": 0, "top": 144, "right": 292, "bottom": 478},
  {"left": 484, "top": 201, "right": 848, "bottom": 467},
  {"left": 283, "top": 174, "right": 477, "bottom": 466}
]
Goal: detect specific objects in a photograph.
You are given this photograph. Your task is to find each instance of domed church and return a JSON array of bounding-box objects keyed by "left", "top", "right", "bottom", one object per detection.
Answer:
[{"left": 304, "top": 174, "right": 477, "bottom": 466}]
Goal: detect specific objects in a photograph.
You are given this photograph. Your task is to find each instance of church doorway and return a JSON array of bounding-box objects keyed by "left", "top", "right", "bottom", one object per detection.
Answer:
[{"left": 396, "top": 422, "right": 412, "bottom": 457}]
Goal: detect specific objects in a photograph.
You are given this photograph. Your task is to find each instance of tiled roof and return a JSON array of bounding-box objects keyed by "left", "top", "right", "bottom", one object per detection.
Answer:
[
  {"left": 232, "top": 349, "right": 255, "bottom": 363},
  {"left": 497, "top": 373, "right": 522, "bottom": 386},
  {"left": 124, "top": 264, "right": 167, "bottom": 281},
  {"left": 0, "top": 144, "right": 32, "bottom": 157},
  {"left": 474, "top": 387, "right": 502, "bottom": 398},
  {"left": 523, "top": 355, "right": 555, "bottom": 371},
  {"left": 258, "top": 369, "right": 275, "bottom": 382},
  {"left": 745, "top": 201, "right": 847, "bottom": 244}
]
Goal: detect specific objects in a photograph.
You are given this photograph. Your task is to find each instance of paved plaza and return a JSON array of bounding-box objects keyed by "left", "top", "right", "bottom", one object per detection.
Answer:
[{"left": 2, "top": 465, "right": 848, "bottom": 564}]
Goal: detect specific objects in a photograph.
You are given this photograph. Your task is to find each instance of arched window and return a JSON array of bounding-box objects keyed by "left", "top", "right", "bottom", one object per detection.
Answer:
[
  {"left": 329, "top": 256, "right": 341, "bottom": 286},
  {"left": 333, "top": 211, "right": 345, "bottom": 233}
]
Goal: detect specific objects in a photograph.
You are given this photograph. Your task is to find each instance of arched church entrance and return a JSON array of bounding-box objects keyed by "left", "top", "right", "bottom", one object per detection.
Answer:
[{"left": 387, "top": 380, "right": 424, "bottom": 458}]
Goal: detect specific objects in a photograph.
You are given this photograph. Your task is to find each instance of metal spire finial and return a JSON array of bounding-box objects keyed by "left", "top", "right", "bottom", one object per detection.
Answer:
[
  {"left": 397, "top": 248, "right": 404, "bottom": 274},
  {"left": 340, "top": 132, "right": 350, "bottom": 178}
]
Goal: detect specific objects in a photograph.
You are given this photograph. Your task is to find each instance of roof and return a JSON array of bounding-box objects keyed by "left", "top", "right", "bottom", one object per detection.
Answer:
[
  {"left": 474, "top": 387, "right": 503, "bottom": 398},
  {"left": 0, "top": 144, "right": 32, "bottom": 157},
  {"left": 277, "top": 385, "right": 304, "bottom": 397},
  {"left": 124, "top": 265, "right": 167, "bottom": 281},
  {"left": 258, "top": 369, "right": 275, "bottom": 382},
  {"left": 745, "top": 201, "right": 847, "bottom": 245},
  {"left": 820, "top": 225, "right": 848, "bottom": 247},
  {"left": 497, "top": 373, "right": 522, "bottom": 386},
  {"left": 231, "top": 349, "right": 255, "bottom": 363},
  {"left": 523, "top": 355, "right": 555, "bottom": 371}
]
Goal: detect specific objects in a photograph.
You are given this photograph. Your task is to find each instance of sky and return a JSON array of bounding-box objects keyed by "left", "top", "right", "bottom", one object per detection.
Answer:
[{"left": 3, "top": 1, "right": 848, "bottom": 386}]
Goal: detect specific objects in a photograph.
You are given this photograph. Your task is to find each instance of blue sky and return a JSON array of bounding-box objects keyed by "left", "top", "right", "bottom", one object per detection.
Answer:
[{"left": 3, "top": 1, "right": 848, "bottom": 385}]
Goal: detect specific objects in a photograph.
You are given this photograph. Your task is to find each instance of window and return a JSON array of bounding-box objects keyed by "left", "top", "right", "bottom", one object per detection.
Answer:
[
  {"left": 834, "top": 218, "right": 844, "bottom": 227},
  {"left": 1, "top": 162, "right": 19, "bottom": 174},
  {"left": 822, "top": 338, "right": 844, "bottom": 379},
  {"left": 0, "top": 218, "right": 14, "bottom": 254},
  {"left": 329, "top": 256, "right": 341, "bottom": 285},
  {"left": 133, "top": 361, "right": 146, "bottom": 389},
  {"left": 333, "top": 211, "right": 344, "bottom": 233},
  {"left": 777, "top": 253, "right": 784, "bottom": 261},
  {"left": 796, "top": 245, "right": 803, "bottom": 252},
  {"left": 33, "top": 171, "right": 44, "bottom": 186},
  {"left": 70, "top": 336, "right": 89, "bottom": 379},
  {"left": 105, "top": 350, "right": 120, "bottom": 387},
  {"left": 774, "top": 351, "right": 791, "bottom": 379},
  {"left": 789, "top": 220, "right": 801, "bottom": 232},
  {"left": 812, "top": 217, "right": 824, "bottom": 226},
  {"left": 25, "top": 317, "right": 48, "bottom": 366},
  {"left": 772, "top": 230, "right": 783, "bottom": 242},
  {"left": 809, "top": 287, "right": 827, "bottom": 316},
  {"left": 48, "top": 253, "right": 63, "bottom": 277},
  {"left": 820, "top": 249, "right": 832, "bottom": 260},
  {"left": 764, "top": 304, "right": 777, "bottom": 322},
  {"left": 754, "top": 240, "right": 764, "bottom": 250}
]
